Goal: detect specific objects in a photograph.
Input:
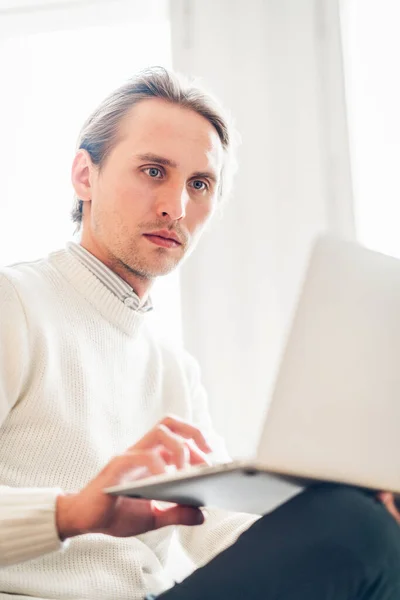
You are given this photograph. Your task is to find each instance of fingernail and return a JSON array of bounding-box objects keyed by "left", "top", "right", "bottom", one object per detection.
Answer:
[{"left": 194, "top": 510, "right": 205, "bottom": 525}]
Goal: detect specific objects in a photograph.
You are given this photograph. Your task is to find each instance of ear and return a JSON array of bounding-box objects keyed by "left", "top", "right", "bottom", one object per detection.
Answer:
[{"left": 71, "top": 149, "right": 96, "bottom": 203}]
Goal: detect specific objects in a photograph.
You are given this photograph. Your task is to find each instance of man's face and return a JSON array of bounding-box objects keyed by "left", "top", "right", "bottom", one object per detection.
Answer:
[{"left": 74, "top": 98, "right": 224, "bottom": 280}]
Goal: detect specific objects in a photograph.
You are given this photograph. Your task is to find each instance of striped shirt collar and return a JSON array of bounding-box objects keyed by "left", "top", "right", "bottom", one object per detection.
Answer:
[{"left": 66, "top": 242, "right": 153, "bottom": 313}]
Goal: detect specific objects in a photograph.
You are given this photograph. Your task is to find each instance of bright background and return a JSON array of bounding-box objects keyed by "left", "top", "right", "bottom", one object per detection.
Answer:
[
  {"left": 340, "top": 0, "right": 400, "bottom": 258},
  {"left": 0, "top": 0, "right": 394, "bottom": 455}
]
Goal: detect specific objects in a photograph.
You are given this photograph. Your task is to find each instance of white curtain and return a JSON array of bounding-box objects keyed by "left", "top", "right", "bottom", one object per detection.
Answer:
[
  {"left": 340, "top": 0, "right": 400, "bottom": 259},
  {"left": 170, "top": 0, "right": 355, "bottom": 456}
]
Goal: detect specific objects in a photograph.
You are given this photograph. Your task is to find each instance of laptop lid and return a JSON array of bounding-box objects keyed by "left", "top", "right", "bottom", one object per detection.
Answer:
[{"left": 256, "top": 235, "right": 400, "bottom": 494}]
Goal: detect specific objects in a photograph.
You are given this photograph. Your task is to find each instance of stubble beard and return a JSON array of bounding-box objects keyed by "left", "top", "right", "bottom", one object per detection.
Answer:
[
  {"left": 92, "top": 209, "right": 196, "bottom": 280},
  {"left": 115, "top": 236, "right": 189, "bottom": 281}
]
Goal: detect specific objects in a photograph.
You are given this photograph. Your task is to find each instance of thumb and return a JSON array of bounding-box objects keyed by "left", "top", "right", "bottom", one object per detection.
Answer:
[{"left": 152, "top": 503, "right": 205, "bottom": 528}]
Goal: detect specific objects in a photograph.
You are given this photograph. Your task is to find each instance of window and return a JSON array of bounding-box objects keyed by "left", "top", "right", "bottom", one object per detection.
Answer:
[
  {"left": 0, "top": 0, "right": 181, "bottom": 340},
  {"left": 341, "top": 0, "right": 400, "bottom": 258}
]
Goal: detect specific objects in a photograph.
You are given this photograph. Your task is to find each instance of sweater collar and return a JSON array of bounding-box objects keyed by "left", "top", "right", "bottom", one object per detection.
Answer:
[
  {"left": 66, "top": 242, "right": 153, "bottom": 313},
  {"left": 48, "top": 247, "right": 149, "bottom": 337}
]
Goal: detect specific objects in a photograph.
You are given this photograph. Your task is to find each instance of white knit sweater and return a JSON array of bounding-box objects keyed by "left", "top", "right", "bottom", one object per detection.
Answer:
[{"left": 0, "top": 248, "right": 256, "bottom": 600}]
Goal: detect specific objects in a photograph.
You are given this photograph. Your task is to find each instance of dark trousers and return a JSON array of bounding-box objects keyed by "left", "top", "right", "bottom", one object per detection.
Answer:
[{"left": 147, "top": 484, "right": 400, "bottom": 600}]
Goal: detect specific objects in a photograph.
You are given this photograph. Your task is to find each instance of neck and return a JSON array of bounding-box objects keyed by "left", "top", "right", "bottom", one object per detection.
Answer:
[{"left": 78, "top": 235, "right": 153, "bottom": 300}]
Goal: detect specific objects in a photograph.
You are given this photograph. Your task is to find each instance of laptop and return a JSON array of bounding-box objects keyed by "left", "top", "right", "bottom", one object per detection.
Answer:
[{"left": 105, "top": 235, "right": 400, "bottom": 514}]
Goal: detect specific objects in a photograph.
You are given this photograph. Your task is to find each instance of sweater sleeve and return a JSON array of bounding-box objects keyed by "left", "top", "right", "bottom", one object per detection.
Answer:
[
  {"left": 0, "top": 273, "right": 30, "bottom": 424},
  {"left": 0, "top": 273, "right": 66, "bottom": 566},
  {"left": 177, "top": 353, "right": 260, "bottom": 568}
]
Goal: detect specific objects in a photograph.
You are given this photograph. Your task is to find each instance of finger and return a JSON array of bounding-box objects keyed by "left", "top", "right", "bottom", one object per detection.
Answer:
[
  {"left": 378, "top": 491, "right": 394, "bottom": 506},
  {"left": 151, "top": 502, "right": 205, "bottom": 528},
  {"left": 378, "top": 491, "right": 391, "bottom": 502},
  {"left": 185, "top": 439, "right": 212, "bottom": 466},
  {"left": 134, "top": 424, "right": 191, "bottom": 469},
  {"left": 378, "top": 492, "right": 400, "bottom": 524},
  {"left": 161, "top": 415, "right": 213, "bottom": 454},
  {"left": 158, "top": 438, "right": 211, "bottom": 467},
  {"left": 139, "top": 432, "right": 211, "bottom": 468},
  {"left": 99, "top": 449, "right": 167, "bottom": 487},
  {"left": 158, "top": 443, "right": 210, "bottom": 468}
]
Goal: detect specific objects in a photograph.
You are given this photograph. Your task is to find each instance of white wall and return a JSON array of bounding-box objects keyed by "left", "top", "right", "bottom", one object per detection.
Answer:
[
  {"left": 0, "top": 0, "right": 168, "bottom": 35},
  {"left": 0, "top": 0, "right": 183, "bottom": 341},
  {"left": 170, "top": 0, "right": 355, "bottom": 456}
]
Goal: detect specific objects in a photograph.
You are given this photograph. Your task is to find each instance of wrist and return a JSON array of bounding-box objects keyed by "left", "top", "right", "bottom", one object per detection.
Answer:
[{"left": 56, "top": 492, "right": 82, "bottom": 541}]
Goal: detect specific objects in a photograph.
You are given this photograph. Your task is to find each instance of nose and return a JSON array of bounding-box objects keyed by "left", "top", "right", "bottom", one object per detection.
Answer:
[{"left": 155, "top": 184, "right": 189, "bottom": 221}]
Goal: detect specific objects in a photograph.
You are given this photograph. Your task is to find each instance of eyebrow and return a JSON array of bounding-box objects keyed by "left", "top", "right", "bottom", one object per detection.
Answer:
[
  {"left": 136, "top": 153, "right": 178, "bottom": 168},
  {"left": 191, "top": 171, "right": 218, "bottom": 184},
  {"left": 136, "top": 153, "right": 218, "bottom": 184}
]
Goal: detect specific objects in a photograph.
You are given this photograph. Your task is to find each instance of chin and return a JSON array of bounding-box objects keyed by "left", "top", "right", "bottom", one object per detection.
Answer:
[
  {"left": 128, "top": 258, "right": 181, "bottom": 279},
  {"left": 147, "top": 251, "right": 185, "bottom": 277},
  {"left": 149, "top": 262, "right": 180, "bottom": 277}
]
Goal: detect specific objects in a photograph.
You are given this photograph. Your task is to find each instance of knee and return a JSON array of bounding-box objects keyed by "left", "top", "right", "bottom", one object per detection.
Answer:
[
  {"left": 251, "top": 485, "right": 400, "bottom": 570},
  {"left": 298, "top": 485, "right": 400, "bottom": 573},
  {"left": 235, "top": 485, "right": 400, "bottom": 597}
]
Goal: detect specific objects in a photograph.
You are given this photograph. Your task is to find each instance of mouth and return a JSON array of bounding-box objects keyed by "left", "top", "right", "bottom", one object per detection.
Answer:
[{"left": 143, "top": 230, "right": 183, "bottom": 249}]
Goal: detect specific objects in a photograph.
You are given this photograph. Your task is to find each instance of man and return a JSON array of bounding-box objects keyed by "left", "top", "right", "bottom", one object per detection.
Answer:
[{"left": 0, "top": 67, "right": 399, "bottom": 600}]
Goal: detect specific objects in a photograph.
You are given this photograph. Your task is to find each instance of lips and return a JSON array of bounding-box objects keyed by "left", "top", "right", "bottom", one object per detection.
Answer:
[
  {"left": 148, "top": 230, "right": 181, "bottom": 244},
  {"left": 143, "top": 230, "right": 183, "bottom": 249}
]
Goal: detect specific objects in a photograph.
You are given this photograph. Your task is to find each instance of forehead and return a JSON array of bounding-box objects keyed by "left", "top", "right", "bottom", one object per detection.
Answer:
[{"left": 115, "top": 98, "right": 224, "bottom": 172}]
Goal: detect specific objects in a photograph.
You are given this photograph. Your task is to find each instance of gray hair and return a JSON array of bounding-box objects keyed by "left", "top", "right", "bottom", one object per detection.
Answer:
[{"left": 71, "top": 66, "right": 237, "bottom": 229}]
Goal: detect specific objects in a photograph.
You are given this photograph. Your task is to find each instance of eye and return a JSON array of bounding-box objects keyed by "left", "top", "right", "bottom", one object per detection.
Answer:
[
  {"left": 143, "top": 167, "right": 163, "bottom": 179},
  {"left": 190, "top": 180, "right": 208, "bottom": 192}
]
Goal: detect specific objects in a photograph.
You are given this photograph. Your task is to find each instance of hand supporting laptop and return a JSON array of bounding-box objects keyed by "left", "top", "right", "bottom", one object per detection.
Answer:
[{"left": 55, "top": 415, "right": 213, "bottom": 540}]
